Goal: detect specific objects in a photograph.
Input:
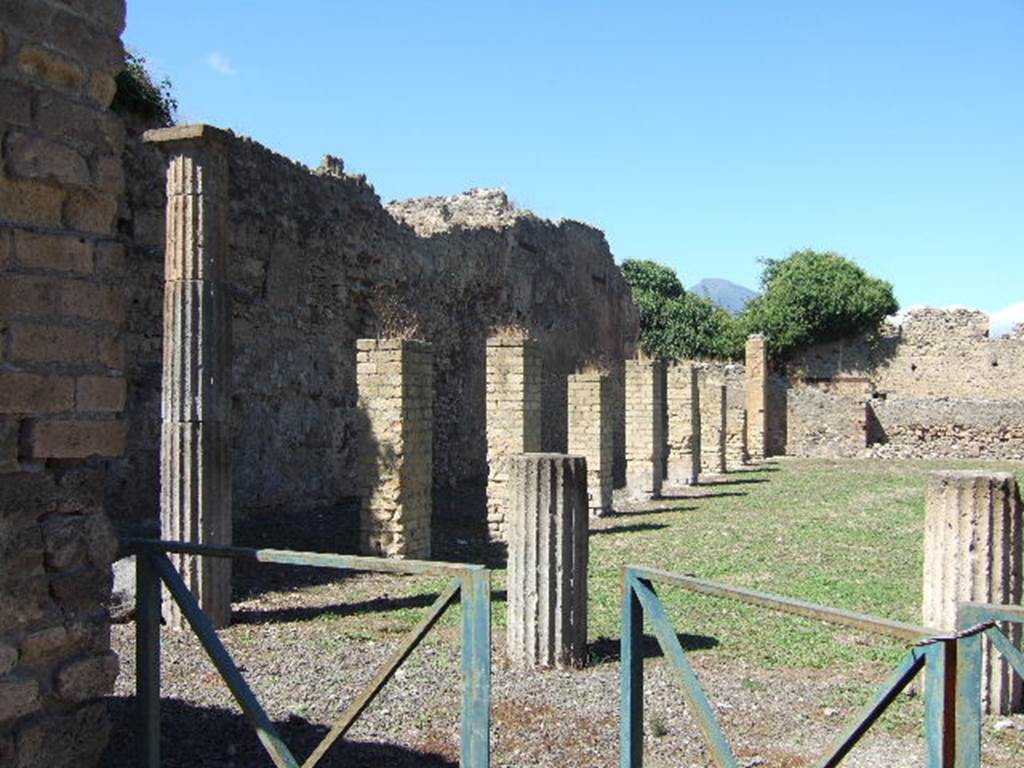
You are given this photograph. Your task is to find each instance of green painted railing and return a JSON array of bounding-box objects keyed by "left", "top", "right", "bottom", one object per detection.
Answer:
[
  {"left": 618, "top": 565, "right": 1003, "bottom": 768},
  {"left": 126, "top": 539, "right": 491, "bottom": 768}
]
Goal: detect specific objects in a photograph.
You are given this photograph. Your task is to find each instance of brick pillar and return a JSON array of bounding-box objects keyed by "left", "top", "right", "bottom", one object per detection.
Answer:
[
  {"left": 923, "top": 471, "right": 1023, "bottom": 714},
  {"left": 567, "top": 372, "right": 613, "bottom": 516},
  {"left": 486, "top": 336, "right": 542, "bottom": 541},
  {"left": 699, "top": 379, "right": 727, "bottom": 474},
  {"left": 147, "top": 125, "right": 233, "bottom": 629},
  {"left": 725, "top": 400, "right": 748, "bottom": 468},
  {"left": 666, "top": 362, "right": 700, "bottom": 486},
  {"left": 356, "top": 338, "right": 433, "bottom": 559},
  {"left": 625, "top": 358, "right": 666, "bottom": 498},
  {"left": 745, "top": 334, "right": 768, "bottom": 460},
  {"left": 506, "top": 454, "right": 588, "bottom": 669}
]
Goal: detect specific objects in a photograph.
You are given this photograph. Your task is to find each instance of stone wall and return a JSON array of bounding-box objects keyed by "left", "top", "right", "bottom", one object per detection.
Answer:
[
  {"left": 783, "top": 309, "right": 1024, "bottom": 459},
  {"left": 0, "top": 0, "right": 126, "bottom": 764},
  {"left": 567, "top": 372, "right": 614, "bottom": 516},
  {"left": 117, "top": 136, "right": 637, "bottom": 537}
]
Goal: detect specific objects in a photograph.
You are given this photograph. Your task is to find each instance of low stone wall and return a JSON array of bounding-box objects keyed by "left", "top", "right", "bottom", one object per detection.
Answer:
[
  {"left": 785, "top": 387, "right": 868, "bottom": 458},
  {"left": 870, "top": 399, "right": 1024, "bottom": 460}
]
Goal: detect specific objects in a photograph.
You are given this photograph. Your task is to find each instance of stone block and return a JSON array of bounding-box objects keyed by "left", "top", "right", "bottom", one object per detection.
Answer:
[
  {"left": 0, "top": 81, "right": 33, "bottom": 127},
  {"left": 5, "top": 133, "right": 90, "bottom": 187},
  {"left": 0, "top": 177, "right": 66, "bottom": 228},
  {"left": 36, "top": 92, "right": 122, "bottom": 155},
  {"left": 13, "top": 231, "right": 93, "bottom": 274},
  {"left": 16, "top": 45, "right": 85, "bottom": 92},
  {"left": 31, "top": 419, "right": 127, "bottom": 459},
  {"left": 0, "top": 642, "right": 18, "bottom": 675},
  {"left": 0, "top": 373, "right": 75, "bottom": 414},
  {"left": 75, "top": 376, "right": 126, "bottom": 413},
  {"left": 63, "top": 189, "right": 118, "bottom": 234},
  {"left": 19, "top": 626, "right": 70, "bottom": 664},
  {"left": 506, "top": 454, "right": 588, "bottom": 669},
  {"left": 13, "top": 700, "right": 110, "bottom": 768},
  {"left": 0, "top": 675, "right": 41, "bottom": 723},
  {"left": 922, "top": 470, "right": 1023, "bottom": 714},
  {"left": 0, "top": 418, "right": 18, "bottom": 472},
  {"left": 54, "top": 651, "right": 119, "bottom": 702}
]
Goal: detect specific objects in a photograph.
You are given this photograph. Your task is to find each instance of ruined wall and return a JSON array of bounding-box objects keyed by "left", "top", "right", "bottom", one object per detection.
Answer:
[
  {"left": 785, "top": 309, "right": 1024, "bottom": 459},
  {"left": 117, "top": 137, "right": 637, "bottom": 535},
  {"left": 0, "top": 1, "right": 126, "bottom": 764}
]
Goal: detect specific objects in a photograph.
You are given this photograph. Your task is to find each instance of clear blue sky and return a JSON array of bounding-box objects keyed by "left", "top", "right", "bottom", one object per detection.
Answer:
[{"left": 125, "top": 1, "right": 1022, "bottom": 316}]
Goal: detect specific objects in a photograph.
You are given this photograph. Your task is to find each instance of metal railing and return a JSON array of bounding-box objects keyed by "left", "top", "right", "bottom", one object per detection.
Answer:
[
  {"left": 126, "top": 539, "right": 491, "bottom": 768},
  {"left": 619, "top": 565, "right": 989, "bottom": 768},
  {"left": 955, "top": 602, "right": 1024, "bottom": 767}
]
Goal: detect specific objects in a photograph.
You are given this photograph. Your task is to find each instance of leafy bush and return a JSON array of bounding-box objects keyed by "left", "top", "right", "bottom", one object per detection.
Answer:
[
  {"left": 739, "top": 249, "right": 898, "bottom": 360},
  {"left": 112, "top": 51, "right": 177, "bottom": 126},
  {"left": 622, "top": 259, "right": 743, "bottom": 360}
]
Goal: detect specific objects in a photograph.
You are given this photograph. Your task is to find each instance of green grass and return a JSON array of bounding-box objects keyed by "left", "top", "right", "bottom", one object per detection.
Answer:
[
  {"left": 288, "top": 457, "right": 1024, "bottom": 672},
  {"left": 581, "top": 458, "right": 1024, "bottom": 669}
]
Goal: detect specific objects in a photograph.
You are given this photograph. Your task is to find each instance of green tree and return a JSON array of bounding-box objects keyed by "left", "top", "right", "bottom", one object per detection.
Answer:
[
  {"left": 738, "top": 249, "right": 898, "bottom": 359},
  {"left": 622, "top": 259, "right": 743, "bottom": 360}
]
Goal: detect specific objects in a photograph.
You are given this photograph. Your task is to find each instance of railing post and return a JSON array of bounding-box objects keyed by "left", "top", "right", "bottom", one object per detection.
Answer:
[
  {"left": 136, "top": 550, "right": 161, "bottom": 768},
  {"left": 460, "top": 568, "right": 491, "bottom": 767},
  {"left": 620, "top": 569, "right": 644, "bottom": 768},
  {"left": 955, "top": 631, "right": 983, "bottom": 768},
  {"left": 923, "top": 639, "right": 957, "bottom": 768}
]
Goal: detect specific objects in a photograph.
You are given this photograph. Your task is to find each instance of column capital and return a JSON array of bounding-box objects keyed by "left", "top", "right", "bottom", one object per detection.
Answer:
[{"left": 143, "top": 123, "right": 232, "bottom": 149}]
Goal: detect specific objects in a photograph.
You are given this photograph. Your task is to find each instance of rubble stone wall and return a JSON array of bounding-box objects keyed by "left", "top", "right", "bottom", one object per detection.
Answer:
[
  {"left": 785, "top": 309, "right": 1024, "bottom": 459},
  {"left": 0, "top": 1, "right": 127, "bottom": 764},
  {"left": 117, "top": 135, "right": 637, "bottom": 535}
]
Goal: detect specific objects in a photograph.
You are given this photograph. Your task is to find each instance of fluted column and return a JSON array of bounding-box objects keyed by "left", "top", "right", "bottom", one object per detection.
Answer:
[
  {"left": 666, "top": 362, "right": 700, "bottom": 486},
  {"left": 923, "top": 470, "right": 1023, "bottom": 714},
  {"left": 507, "top": 454, "right": 588, "bottom": 669},
  {"left": 146, "top": 125, "right": 232, "bottom": 629}
]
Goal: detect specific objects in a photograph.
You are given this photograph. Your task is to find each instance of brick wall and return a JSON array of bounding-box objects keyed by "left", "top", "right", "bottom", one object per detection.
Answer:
[
  {"left": 0, "top": 1, "right": 126, "bottom": 765},
  {"left": 567, "top": 371, "right": 613, "bottom": 516}
]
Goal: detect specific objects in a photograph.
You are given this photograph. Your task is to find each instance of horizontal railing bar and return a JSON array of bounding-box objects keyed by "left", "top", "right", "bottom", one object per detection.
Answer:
[
  {"left": 302, "top": 578, "right": 463, "bottom": 767},
  {"left": 959, "top": 602, "right": 1024, "bottom": 624},
  {"left": 626, "top": 566, "right": 938, "bottom": 642},
  {"left": 123, "top": 538, "right": 485, "bottom": 576}
]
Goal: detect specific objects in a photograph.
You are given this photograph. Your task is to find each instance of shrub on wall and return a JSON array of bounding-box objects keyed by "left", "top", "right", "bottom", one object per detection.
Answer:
[
  {"left": 739, "top": 249, "right": 898, "bottom": 360},
  {"left": 112, "top": 51, "right": 177, "bottom": 127}
]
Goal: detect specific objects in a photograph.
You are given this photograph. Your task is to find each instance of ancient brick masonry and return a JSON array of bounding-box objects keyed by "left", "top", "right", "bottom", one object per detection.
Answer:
[
  {"left": 486, "top": 337, "right": 542, "bottom": 541},
  {"left": 506, "top": 454, "right": 589, "bottom": 669},
  {"left": 745, "top": 334, "right": 768, "bottom": 460},
  {"left": 1, "top": 0, "right": 127, "bottom": 764},
  {"left": 567, "top": 372, "right": 613, "bottom": 516},
  {"left": 698, "top": 377, "right": 727, "bottom": 474},
  {"left": 665, "top": 362, "right": 700, "bottom": 486},
  {"left": 624, "top": 358, "right": 666, "bottom": 499},
  {"left": 145, "top": 125, "right": 234, "bottom": 629},
  {"left": 357, "top": 339, "right": 434, "bottom": 559},
  {"left": 922, "top": 470, "right": 1023, "bottom": 714}
]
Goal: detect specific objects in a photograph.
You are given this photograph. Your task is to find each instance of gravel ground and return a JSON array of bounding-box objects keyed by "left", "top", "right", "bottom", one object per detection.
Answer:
[{"left": 103, "top": 567, "right": 1024, "bottom": 767}]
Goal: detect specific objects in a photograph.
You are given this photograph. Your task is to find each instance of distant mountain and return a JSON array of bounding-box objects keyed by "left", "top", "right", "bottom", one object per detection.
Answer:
[{"left": 689, "top": 278, "right": 758, "bottom": 315}]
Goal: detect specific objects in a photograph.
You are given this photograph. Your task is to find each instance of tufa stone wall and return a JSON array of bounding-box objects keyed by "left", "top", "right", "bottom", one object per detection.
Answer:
[
  {"left": 784, "top": 309, "right": 1024, "bottom": 459},
  {"left": 356, "top": 338, "right": 433, "bottom": 558},
  {"left": 116, "top": 137, "right": 637, "bottom": 537},
  {"left": 1, "top": 0, "right": 127, "bottom": 764}
]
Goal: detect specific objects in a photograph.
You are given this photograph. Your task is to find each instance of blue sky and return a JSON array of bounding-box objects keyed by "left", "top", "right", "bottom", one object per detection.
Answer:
[{"left": 125, "top": 1, "right": 1023, "bottom": 325}]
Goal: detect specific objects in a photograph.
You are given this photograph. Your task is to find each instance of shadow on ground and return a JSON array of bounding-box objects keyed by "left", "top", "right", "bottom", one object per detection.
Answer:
[
  {"left": 102, "top": 696, "right": 458, "bottom": 768},
  {"left": 233, "top": 591, "right": 444, "bottom": 625},
  {"left": 591, "top": 522, "right": 669, "bottom": 536},
  {"left": 588, "top": 632, "right": 719, "bottom": 664}
]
